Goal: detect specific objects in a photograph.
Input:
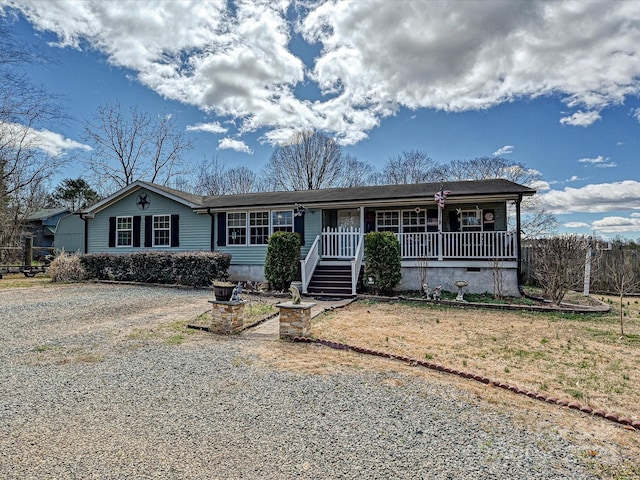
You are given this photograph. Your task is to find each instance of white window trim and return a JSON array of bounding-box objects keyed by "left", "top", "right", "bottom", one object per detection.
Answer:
[
  {"left": 460, "top": 209, "right": 483, "bottom": 230},
  {"left": 226, "top": 210, "right": 294, "bottom": 246},
  {"left": 401, "top": 209, "right": 427, "bottom": 232},
  {"left": 376, "top": 210, "right": 400, "bottom": 232},
  {"left": 249, "top": 211, "right": 269, "bottom": 245},
  {"left": 152, "top": 214, "right": 171, "bottom": 247},
  {"left": 116, "top": 216, "right": 133, "bottom": 247},
  {"left": 227, "top": 212, "right": 247, "bottom": 246}
]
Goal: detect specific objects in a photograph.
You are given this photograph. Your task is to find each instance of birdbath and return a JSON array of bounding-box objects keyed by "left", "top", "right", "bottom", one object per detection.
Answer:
[{"left": 454, "top": 280, "right": 469, "bottom": 301}]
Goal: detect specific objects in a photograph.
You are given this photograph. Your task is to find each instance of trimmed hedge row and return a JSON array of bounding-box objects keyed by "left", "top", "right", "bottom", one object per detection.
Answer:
[{"left": 79, "top": 251, "right": 231, "bottom": 287}]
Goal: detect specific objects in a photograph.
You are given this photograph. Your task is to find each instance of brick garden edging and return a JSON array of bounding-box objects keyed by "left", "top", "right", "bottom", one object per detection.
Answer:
[{"left": 293, "top": 336, "right": 640, "bottom": 431}]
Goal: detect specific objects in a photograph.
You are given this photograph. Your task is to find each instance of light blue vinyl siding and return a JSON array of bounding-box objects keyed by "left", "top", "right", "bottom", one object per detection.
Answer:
[
  {"left": 301, "top": 209, "right": 322, "bottom": 257},
  {"left": 54, "top": 214, "right": 85, "bottom": 253},
  {"left": 87, "top": 189, "right": 211, "bottom": 253}
]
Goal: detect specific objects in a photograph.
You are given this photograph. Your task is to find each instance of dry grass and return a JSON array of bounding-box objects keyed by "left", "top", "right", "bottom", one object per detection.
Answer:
[
  {"left": 247, "top": 296, "right": 640, "bottom": 479},
  {"left": 311, "top": 296, "right": 640, "bottom": 420},
  {"left": 0, "top": 272, "right": 53, "bottom": 288}
]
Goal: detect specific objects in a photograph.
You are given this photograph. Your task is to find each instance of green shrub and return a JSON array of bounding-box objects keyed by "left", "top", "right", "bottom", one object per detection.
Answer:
[
  {"left": 79, "top": 251, "right": 231, "bottom": 287},
  {"left": 364, "top": 231, "right": 401, "bottom": 295},
  {"left": 48, "top": 252, "right": 85, "bottom": 282},
  {"left": 264, "top": 231, "right": 301, "bottom": 291}
]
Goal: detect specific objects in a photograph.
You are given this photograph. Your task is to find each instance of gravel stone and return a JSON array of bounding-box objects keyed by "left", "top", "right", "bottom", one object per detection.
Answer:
[{"left": 1, "top": 284, "right": 598, "bottom": 479}]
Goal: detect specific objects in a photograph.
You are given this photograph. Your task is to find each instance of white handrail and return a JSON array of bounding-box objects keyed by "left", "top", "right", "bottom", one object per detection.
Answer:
[
  {"left": 300, "top": 235, "right": 320, "bottom": 293},
  {"left": 350, "top": 234, "right": 365, "bottom": 295},
  {"left": 395, "top": 231, "right": 517, "bottom": 259},
  {"left": 322, "top": 226, "right": 360, "bottom": 258}
]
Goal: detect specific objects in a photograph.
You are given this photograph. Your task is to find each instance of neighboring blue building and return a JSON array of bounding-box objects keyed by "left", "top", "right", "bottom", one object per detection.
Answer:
[
  {"left": 24, "top": 208, "right": 71, "bottom": 253},
  {"left": 56, "top": 179, "right": 536, "bottom": 296}
]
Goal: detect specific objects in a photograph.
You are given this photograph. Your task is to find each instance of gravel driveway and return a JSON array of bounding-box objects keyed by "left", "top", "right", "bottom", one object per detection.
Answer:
[{"left": 1, "top": 283, "right": 597, "bottom": 479}]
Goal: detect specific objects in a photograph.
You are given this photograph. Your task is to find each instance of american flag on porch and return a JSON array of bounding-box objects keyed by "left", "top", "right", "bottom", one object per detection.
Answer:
[{"left": 434, "top": 186, "right": 450, "bottom": 209}]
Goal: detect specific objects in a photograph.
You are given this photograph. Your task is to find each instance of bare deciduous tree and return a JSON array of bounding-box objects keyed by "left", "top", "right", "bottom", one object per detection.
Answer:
[
  {"left": 339, "top": 155, "right": 378, "bottom": 187},
  {"left": 380, "top": 150, "right": 438, "bottom": 185},
  {"left": 83, "top": 101, "right": 192, "bottom": 194},
  {"left": 225, "top": 166, "right": 258, "bottom": 195},
  {"left": 1, "top": 25, "right": 66, "bottom": 251},
  {"left": 194, "top": 156, "right": 259, "bottom": 195},
  {"left": 531, "top": 235, "right": 590, "bottom": 304},
  {"left": 263, "top": 130, "right": 344, "bottom": 191},
  {"left": 606, "top": 244, "right": 640, "bottom": 336},
  {"left": 440, "top": 157, "right": 557, "bottom": 237}
]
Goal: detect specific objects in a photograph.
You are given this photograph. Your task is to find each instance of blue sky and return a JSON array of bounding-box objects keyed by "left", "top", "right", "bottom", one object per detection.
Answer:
[{"left": 1, "top": 0, "right": 639, "bottom": 241}]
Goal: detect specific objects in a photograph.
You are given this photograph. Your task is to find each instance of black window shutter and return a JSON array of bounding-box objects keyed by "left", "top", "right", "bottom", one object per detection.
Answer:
[
  {"left": 108, "top": 217, "right": 116, "bottom": 248},
  {"left": 217, "top": 212, "right": 226, "bottom": 246},
  {"left": 144, "top": 216, "right": 153, "bottom": 247},
  {"left": 170, "top": 214, "right": 180, "bottom": 247},
  {"left": 210, "top": 215, "right": 215, "bottom": 251},
  {"left": 133, "top": 216, "right": 141, "bottom": 247},
  {"left": 294, "top": 214, "right": 305, "bottom": 246}
]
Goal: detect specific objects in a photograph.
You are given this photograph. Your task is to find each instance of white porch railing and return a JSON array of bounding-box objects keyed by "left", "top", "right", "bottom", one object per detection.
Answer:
[
  {"left": 396, "top": 231, "right": 517, "bottom": 259},
  {"left": 300, "top": 234, "right": 320, "bottom": 293},
  {"left": 350, "top": 234, "right": 365, "bottom": 295},
  {"left": 322, "top": 226, "right": 360, "bottom": 258}
]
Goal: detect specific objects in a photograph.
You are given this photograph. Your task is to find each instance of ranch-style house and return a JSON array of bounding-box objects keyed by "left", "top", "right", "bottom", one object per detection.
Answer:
[{"left": 55, "top": 178, "right": 536, "bottom": 296}]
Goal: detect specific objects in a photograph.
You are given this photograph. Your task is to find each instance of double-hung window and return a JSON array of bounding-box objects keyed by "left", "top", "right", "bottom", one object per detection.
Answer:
[
  {"left": 250, "top": 212, "right": 269, "bottom": 245},
  {"left": 226, "top": 210, "right": 294, "bottom": 245},
  {"left": 460, "top": 210, "right": 482, "bottom": 231},
  {"left": 227, "top": 213, "right": 247, "bottom": 245},
  {"left": 376, "top": 211, "right": 400, "bottom": 232},
  {"left": 153, "top": 215, "right": 171, "bottom": 246},
  {"left": 116, "top": 216, "right": 133, "bottom": 247},
  {"left": 272, "top": 210, "right": 293, "bottom": 233},
  {"left": 402, "top": 210, "right": 426, "bottom": 233}
]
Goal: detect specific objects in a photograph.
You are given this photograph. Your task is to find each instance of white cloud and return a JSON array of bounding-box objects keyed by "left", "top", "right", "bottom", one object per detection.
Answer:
[
  {"left": 538, "top": 180, "right": 640, "bottom": 214},
  {"left": 0, "top": 121, "right": 92, "bottom": 157},
  {"left": 186, "top": 122, "right": 228, "bottom": 134},
  {"left": 6, "top": 1, "right": 640, "bottom": 144},
  {"left": 529, "top": 180, "right": 550, "bottom": 192},
  {"left": 492, "top": 145, "right": 514, "bottom": 156},
  {"left": 564, "top": 222, "right": 591, "bottom": 228},
  {"left": 578, "top": 155, "right": 607, "bottom": 164},
  {"left": 566, "top": 175, "right": 584, "bottom": 182},
  {"left": 559, "top": 110, "right": 601, "bottom": 127},
  {"left": 578, "top": 155, "right": 616, "bottom": 168},
  {"left": 591, "top": 216, "right": 640, "bottom": 233},
  {"left": 218, "top": 138, "right": 252, "bottom": 154}
]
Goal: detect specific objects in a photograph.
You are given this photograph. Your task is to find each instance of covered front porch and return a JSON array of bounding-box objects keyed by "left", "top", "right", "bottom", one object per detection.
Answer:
[{"left": 300, "top": 200, "right": 524, "bottom": 297}]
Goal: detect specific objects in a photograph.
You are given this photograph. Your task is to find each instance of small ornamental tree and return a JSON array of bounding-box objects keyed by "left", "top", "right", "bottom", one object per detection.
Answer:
[
  {"left": 264, "top": 231, "right": 301, "bottom": 291},
  {"left": 364, "top": 231, "right": 401, "bottom": 295}
]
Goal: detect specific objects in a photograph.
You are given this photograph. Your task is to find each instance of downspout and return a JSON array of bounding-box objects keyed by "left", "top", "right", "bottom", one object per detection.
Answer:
[
  {"left": 78, "top": 213, "right": 89, "bottom": 254},
  {"left": 207, "top": 208, "right": 215, "bottom": 251}
]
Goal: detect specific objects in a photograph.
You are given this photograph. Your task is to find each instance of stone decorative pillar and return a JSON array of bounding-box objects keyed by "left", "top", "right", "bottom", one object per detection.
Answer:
[
  {"left": 208, "top": 300, "right": 245, "bottom": 334},
  {"left": 277, "top": 302, "right": 316, "bottom": 339}
]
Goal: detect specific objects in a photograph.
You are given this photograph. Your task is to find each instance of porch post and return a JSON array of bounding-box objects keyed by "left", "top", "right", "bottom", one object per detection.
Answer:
[
  {"left": 437, "top": 205, "right": 443, "bottom": 261},
  {"left": 516, "top": 194, "right": 523, "bottom": 288}
]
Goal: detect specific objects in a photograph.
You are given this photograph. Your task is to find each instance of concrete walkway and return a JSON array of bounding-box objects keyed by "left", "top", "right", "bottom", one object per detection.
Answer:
[{"left": 242, "top": 296, "right": 356, "bottom": 339}]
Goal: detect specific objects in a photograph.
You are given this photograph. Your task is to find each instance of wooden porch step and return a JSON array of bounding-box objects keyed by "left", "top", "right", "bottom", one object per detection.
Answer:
[{"left": 306, "top": 263, "right": 355, "bottom": 296}]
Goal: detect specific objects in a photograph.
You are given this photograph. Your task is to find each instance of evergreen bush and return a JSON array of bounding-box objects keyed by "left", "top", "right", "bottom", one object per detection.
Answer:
[
  {"left": 264, "top": 231, "right": 301, "bottom": 291},
  {"left": 364, "top": 231, "right": 401, "bottom": 295},
  {"left": 79, "top": 251, "right": 231, "bottom": 287}
]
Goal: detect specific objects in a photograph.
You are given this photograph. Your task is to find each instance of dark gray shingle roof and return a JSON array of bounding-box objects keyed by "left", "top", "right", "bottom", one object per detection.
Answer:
[{"left": 196, "top": 179, "right": 535, "bottom": 211}]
